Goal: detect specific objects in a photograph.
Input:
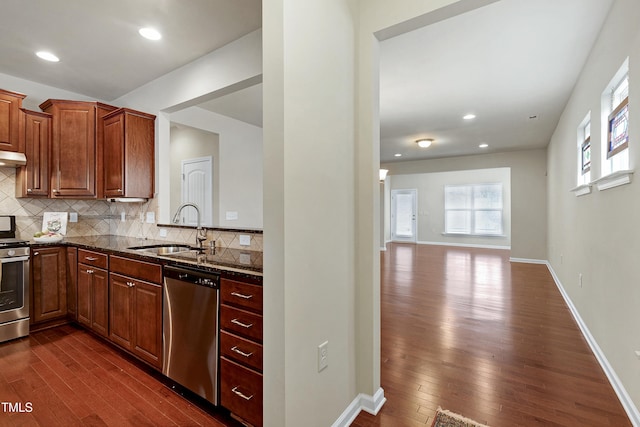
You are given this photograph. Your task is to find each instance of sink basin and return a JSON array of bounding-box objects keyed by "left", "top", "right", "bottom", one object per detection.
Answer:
[{"left": 128, "top": 244, "right": 195, "bottom": 255}]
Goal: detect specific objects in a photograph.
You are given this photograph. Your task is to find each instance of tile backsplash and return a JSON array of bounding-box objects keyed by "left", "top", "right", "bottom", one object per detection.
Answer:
[{"left": 0, "top": 167, "right": 262, "bottom": 251}]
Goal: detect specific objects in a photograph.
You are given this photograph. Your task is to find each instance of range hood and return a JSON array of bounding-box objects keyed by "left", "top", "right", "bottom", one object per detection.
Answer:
[{"left": 0, "top": 151, "right": 26, "bottom": 167}]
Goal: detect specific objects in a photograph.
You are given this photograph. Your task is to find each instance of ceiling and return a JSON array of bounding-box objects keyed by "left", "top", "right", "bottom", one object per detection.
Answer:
[
  {"left": 0, "top": 0, "right": 261, "bottom": 101},
  {"left": 379, "top": 0, "right": 614, "bottom": 162},
  {"left": 0, "top": 1, "right": 615, "bottom": 161}
]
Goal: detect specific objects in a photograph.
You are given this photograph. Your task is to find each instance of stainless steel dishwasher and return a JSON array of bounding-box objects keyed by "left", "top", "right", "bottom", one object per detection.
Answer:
[{"left": 163, "top": 265, "right": 220, "bottom": 405}]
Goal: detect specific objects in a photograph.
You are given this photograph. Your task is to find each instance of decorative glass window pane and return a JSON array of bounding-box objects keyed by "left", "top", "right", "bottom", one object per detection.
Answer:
[
  {"left": 581, "top": 137, "right": 591, "bottom": 174},
  {"left": 474, "top": 211, "right": 503, "bottom": 235},
  {"left": 608, "top": 98, "right": 629, "bottom": 158},
  {"left": 612, "top": 75, "right": 629, "bottom": 107},
  {"left": 446, "top": 211, "right": 471, "bottom": 234}
]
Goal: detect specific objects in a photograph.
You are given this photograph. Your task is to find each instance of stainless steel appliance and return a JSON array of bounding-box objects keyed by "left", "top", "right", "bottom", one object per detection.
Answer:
[
  {"left": 0, "top": 215, "right": 30, "bottom": 343},
  {"left": 163, "top": 265, "right": 220, "bottom": 405}
]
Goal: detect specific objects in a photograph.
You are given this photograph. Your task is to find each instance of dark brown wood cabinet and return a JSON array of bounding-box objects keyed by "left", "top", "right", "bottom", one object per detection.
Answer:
[
  {"left": 77, "top": 249, "right": 109, "bottom": 337},
  {"left": 15, "top": 109, "right": 51, "bottom": 197},
  {"left": 30, "top": 246, "right": 67, "bottom": 326},
  {"left": 0, "top": 88, "right": 26, "bottom": 153},
  {"left": 66, "top": 247, "right": 78, "bottom": 319},
  {"left": 40, "top": 99, "right": 116, "bottom": 198},
  {"left": 103, "top": 108, "right": 155, "bottom": 199},
  {"left": 219, "top": 277, "right": 263, "bottom": 427},
  {"left": 109, "top": 256, "right": 163, "bottom": 369}
]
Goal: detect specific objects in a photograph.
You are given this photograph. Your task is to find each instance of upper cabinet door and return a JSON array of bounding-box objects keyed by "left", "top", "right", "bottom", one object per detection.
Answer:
[
  {"left": 41, "top": 100, "right": 116, "bottom": 198},
  {"left": 0, "top": 89, "right": 26, "bottom": 153},
  {"left": 103, "top": 108, "right": 155, "bottom": 199},
  {"left": 16, "top": 109, "right": 51, "bottom": 197}
]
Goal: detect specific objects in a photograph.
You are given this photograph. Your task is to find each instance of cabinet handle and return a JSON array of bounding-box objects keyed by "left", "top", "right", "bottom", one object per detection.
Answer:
[
  {"left": 85, "top": 257, "right": 98, "bottom": 261},
  {"left": 33, "top": 252, "right": 39, "bottom": 256},
  {"left": 117, "top": 189, "right": 123, "bottom": 193},
  {"left": 231, "top": 346, "right": 253, "bottom": 358},
  {"left": 127, "top": 282, "right": 135, "bottom": 288},
  {"left": 231, "top": 386, "right": 253, "bottom": 401},
  {"left": 52, "top": 189, "right": 58, "bottom": 193},
  {"left": 86, "top": 269, "right": 94, "bottom": 274},
  {"left": 231, "top": 319, "right": 253, "bottom": 329},
  {"left": 27, "top": 188, "right": 32, "bottom": 192},
  {"left": 231, "top": 292, "right": 253, "bottom": 300}
]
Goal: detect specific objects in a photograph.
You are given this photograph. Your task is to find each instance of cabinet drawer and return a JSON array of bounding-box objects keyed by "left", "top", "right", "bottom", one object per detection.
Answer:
[
  {"left": 109, "top": 255, "right": 162, "bottom": 284},
  {"left": 220, "top": 330, "right": 263, "bottom": 372},
  {"left": 220, "top": 305, "right": 263, "bottom": 342},
  {"left": 220, "top": 279, "right": 263, "bottom": 313},
  {"left": 220, "top": 357, "right": 263, "bottom": 427},
  {"left": 78, "top": 249, "right": 108, "bottom": 269}
]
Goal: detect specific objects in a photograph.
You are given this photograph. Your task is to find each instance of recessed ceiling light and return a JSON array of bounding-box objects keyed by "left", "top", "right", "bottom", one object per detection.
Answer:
[
  {"left": 36, "top": 51, "right": 59, "bottom": 62},
  {"left": 479, "top": 143, "right": 489, "bottom": 148},
  {"left": 416, "top": 139, "right": 433, "bottom": 148},
  {"left": 394, "top": 153, "right": 402, "bottom": 157},
  {"left": 463, "top": 114, "right": 476, "bottom": 120},
  {"left": 139, "top": 27, "right": 162, "bottom": 40}
]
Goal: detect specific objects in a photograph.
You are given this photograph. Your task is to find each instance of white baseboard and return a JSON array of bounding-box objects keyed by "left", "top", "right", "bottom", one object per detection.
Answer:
[
  {"left": 417, "top": 240, "right": 511, "bottom": 250},
  {"left": 545, "top": 262, "right": 640, "bottom": 426},
  {"left": 509, "top": 257, "right": 547, "bottom": 264},
  {"left": 332, "top": 387, "right": 386, "bottom": 427}
]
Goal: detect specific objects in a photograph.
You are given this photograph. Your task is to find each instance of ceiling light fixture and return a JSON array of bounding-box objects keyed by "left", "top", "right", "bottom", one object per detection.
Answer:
[
  {"left": 416, "top": 138, "right": 433, "bottom": 148},
  {"left": 479, "top": 143, "right": 489, "bottom": 148},
  {"left": 139, "top": 27, "right": 162, "bottom": 40},
  {"left": 394, "top": 153, "right": 402, "bottom": 157},
  {"left": 463, "top": 114, "right": 476, "bottom": 120},
  {"left": 35, "top": 51, "right": 60, "bottom": 62}
]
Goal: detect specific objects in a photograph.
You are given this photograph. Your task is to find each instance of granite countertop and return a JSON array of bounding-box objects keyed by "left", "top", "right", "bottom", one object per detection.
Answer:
[{"left": 42, "top": 235, "right": 263, "bottom": 278}]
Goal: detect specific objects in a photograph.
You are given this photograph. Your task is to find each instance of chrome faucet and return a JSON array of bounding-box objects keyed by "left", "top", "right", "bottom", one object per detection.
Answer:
[{"left": 172, "top": 203, "right": 207, "bottom": 249}]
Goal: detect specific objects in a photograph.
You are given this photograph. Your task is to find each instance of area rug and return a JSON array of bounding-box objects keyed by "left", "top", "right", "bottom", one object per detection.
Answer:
[{"left": 431, "top": 407, "right": 489, "bottom": 427}]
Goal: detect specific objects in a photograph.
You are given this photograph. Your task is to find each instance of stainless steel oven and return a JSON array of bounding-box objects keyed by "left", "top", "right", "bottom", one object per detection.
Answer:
[{"left": 0, "top": 216, "right": 30, "bottom": 343}]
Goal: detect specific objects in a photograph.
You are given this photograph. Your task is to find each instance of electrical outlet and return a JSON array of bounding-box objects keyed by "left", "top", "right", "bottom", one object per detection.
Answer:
[
  {"left": 239, "top": 234, "right": 251, "bottom": 246},
  {"left": 579, "top": 273, "right": 583, "bottom": 288},
  {"left": 318, "top": 341, "right": 329, "bottom": 372},
  {"left": 146, "top": 212, "right": 155, "bottom": 224},
  {"left": 69, "top": 212, "right": 78, "bottom": 223}
]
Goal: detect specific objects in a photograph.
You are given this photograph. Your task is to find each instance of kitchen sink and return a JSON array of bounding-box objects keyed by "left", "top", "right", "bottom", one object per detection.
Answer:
[{"left": 128, "top": 244, "right": 196, "bottom": 255}]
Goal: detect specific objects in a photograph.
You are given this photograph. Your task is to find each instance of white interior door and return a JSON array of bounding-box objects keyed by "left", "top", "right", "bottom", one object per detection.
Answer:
[
  {"left": 181, "top": 156, "right": 213, "bottom": 226},
  {"left": 391, "top": 189, "right": 417, "bottom": 242}
]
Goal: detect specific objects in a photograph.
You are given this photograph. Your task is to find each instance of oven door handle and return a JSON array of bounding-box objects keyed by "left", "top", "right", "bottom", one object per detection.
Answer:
[{"left": 1, "top": 256, "right": 30, "bottom": 263}]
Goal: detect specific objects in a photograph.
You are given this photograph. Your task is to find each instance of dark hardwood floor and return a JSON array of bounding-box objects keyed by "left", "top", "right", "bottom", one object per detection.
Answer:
[
  {"left": 353, "top": 243, "right": 631, "bottom": 427},
  {"left": 0, "top": 324, "right": 240, "bottom": 427}
]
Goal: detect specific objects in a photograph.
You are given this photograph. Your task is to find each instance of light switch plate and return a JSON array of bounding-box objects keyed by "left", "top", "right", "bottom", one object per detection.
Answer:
[
  {"left": 239, "top": 234, "right": 251, "bottom": 246},
  {"left": 226, "top": 211, "right": 238, "bottom": 220},
  {"left": 69, "top": 212, "right": 78, "bottom": 223},
  {"left": 146, "top": 212, "right": 155, "bottom": 223}
]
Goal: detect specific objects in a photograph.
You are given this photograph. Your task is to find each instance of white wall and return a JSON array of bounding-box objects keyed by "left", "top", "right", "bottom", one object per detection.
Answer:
[
  {"left": 169, "top": 125, "right": 220, "bottom": 225},
  {"left": 384, "top": 149, "right": 547, "bottom": 260},
  {"left": 171, "top": 107, "right": 263, "bottom": 229},
  {"left": 547, "top": 0, "right": 640, "bottom": 419},
  {"left": 390, "top": 168, "right": 511, "bottom": 248},
  {"left": 263, "top": 1, "right": 356, "bottom": 425}
]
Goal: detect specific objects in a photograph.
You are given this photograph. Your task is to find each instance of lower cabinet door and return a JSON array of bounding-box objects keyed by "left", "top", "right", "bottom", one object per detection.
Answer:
[
  {"left": 91, "top": 269, "right": 109, "bottom": 337},
  {"left": 109, "top": 273, "right": 134, "bottom": 349},
  {"left": 132, "top": 280, "right": 162, "bottom": 369},
  {"left": 220, "top": 357, "right": 263, "bottom": 427}
]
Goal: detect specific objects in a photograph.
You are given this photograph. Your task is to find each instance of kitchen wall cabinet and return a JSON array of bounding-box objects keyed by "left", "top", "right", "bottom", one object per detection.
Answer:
[
  {"left": 77, "top": 249, "right": 109, "bottom": 337},
  {"left": 109, "top": 255, "right": 163, "bottom": 370},
  {"left": 0, "top": 88, "right": 26, "bottom": 153},
  {"left": 40, "top": 99, "right": 116, "bottom": 198},
  {"left": 219, "top": 277, "right": 263, "bottom": 427},
  {"left": 30, "top": 246, "right": 67, "bottom": 326},
  {"left": 103, "top": 108, "right": 155, "bottom": 199},
  {"left": 15, "top": 109, "right": 51, "bottom": 197}
]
